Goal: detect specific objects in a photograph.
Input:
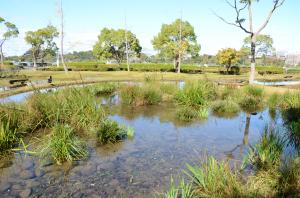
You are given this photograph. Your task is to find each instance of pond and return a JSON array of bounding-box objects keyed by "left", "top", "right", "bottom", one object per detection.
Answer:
[{"left": 0, "top": 92, "right": 282, "bottom": 197}]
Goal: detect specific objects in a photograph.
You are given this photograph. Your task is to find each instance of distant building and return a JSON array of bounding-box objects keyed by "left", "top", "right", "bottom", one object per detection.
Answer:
[{"left": 285, "top": 54, "right": 300, "bottom": 66}]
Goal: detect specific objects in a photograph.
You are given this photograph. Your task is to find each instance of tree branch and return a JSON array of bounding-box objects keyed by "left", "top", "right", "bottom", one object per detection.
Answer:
[{"left": 256, "top": 0, "right": 285, "bottom": 35}]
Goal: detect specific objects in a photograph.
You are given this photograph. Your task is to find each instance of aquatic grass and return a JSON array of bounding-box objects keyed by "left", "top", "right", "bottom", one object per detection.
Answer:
[
  {"left": 220, "top": 85, "right": 243, "bottom": 102},
  {"left": 281, "top": 92, "right": 300, "bottom": 109},
  {"left": 90, "top": 83, "right": 118, "bottom": 96},
  {"left": 185, "top": 157, "right": 244, "bottom": 197},
  {"left": 176, "top": 106, "right": 199, "bottom": 121},
  {"left": 158, "top": 178, "right": 195, "bottom": 198},
  {"left": 197, "top": 107, "right": 209, "bottom": 119},
  {"left": 159, "top": 83, "right": 179, "bottom": 95},
  {"left": 127, "top": 126, "right": 134, "bottom": 139},
  {"left": 244, "top": 127, "right": 285, "bottom": 170},
  {"left": 211, "top": 100, "right": 240, "bottom": 115},
  {"left": 25, "top": 88, "right": 105, "bottom": 131},
  {"left": 268, "top": 93, "right": 282, "bottom": 109},
  {"left": 239, "top": 85, "right": 265, "bottom": 112},
  {"left": 97, "top": 119, "right": 127, "bottom": 144},
  {"left": 0, "top": 120, "right": 19, "bottom": 153},
  {"left": 120, "top": 85, "right": 142, "bottom": 105},
  {"left": 142, "top": 85, "right": 162, "bottom": 105},
  {"left": 41, "top": 124, "right": 87, "bottom": 165},
  {"left": 175, "top": 81, "right": 217, "bottom": 108}
]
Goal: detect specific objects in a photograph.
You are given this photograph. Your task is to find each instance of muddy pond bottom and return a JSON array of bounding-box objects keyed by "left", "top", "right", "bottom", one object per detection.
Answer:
[{"left": 0, "top": 104, "right": 281, "bottom": 197}]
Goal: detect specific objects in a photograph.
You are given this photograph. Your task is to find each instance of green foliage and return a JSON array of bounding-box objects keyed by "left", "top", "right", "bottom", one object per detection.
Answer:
[
  {"left": 120, "top": 85, "right": 142, "bottom": 105},
  {"left": 239, "top": 85, "right": 264, "bottom": 111},
  {"left": 281, "top": 92, "right": 300, "bottom": 109},
  {"left": 0, "top": 120, "right": 18, "bottom": 153},
  {"left": 176, "top": 106, "right": 199, "bottom": 121},
  {"left": 25, "top": 88, "right": 105, "bottom": 131},
  {"left": 217, "top": 48, "right": 240, "bottom": 73},
  {"left": 268, "top": 93, "right": 282, "bottom": 109},
  {"left": 89, "top": 83, "right": 118, "bottom": 96},
  {"left": 24, "top": 25, "right": 58, "bottom": 65},
  {"left": 175, "top": 81, "right": 217, "bottom": 108},
  {"left": 244, "top": 127, "right": 285, "bottom": 170},
  {"left": 142, "top": 85, "right": 162, "bottom": 105},
  {"left": 185, "top": 157, "right": 244, "bottom": 197},
  {"left": 159, "top": 178, "right": 195, "bottom": 198},
  {"left": 243, "top": 34, "right": 274, "bottom": 56},
  {"left": 152, "top": 19, "right": 200, "bottom": 62},
  {"left": 41, "top": 124, "right": 87, "bottom": 164},
  {"left": 127, "top": 126, "right": 134, "bottom": 139},
  {"left": 96, "top": 119, "right": 127, "bottom": 144},
  {"left": 93, "top": 28, "right": 142, "bottom": 64},
  {"left": 212, "top": 100, "right": 240, "bottom": 116}
]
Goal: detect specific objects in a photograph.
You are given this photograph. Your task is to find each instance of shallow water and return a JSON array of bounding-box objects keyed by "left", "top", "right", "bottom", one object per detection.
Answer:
[
  {"left": 0, "top": 99, "right": 282, "bottom": 197},
  {"left": 254, "top": 80, "right": 300, "bottom": 86}
]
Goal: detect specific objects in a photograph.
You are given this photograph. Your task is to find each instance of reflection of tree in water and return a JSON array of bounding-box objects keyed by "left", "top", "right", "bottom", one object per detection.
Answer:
[
  {"left": 282, "top": 108, "right": 300, "bottom": 153},
  {"left": 225, "top": 113, "right": 253, "bottom": 160}
]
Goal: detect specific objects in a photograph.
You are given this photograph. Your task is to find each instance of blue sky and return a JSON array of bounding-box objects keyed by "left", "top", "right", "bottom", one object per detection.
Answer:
[{"left": 0, "top": 0, "right": 299, "bottom": 56}]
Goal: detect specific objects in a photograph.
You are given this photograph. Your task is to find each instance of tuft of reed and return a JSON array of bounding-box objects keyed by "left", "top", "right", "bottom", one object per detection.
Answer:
[
  {"left": 96, "top": 119, "right": 127, "bottom": 144},
  {"left": 41, "top": 124, "right": 87, "bottom": 165},
  {"left": 211, "top": 100, "right": 240, "bottom": 116},
  {"left": 0, "top": 120, "right": 18, "bottom": 153},
  {"left": 89, "top": 83, "right": 118, "bottom": 96},
  {"left": 243, "top": 127, "right": 285, "bottom": 170},
  {"left": 127, "top": 126, "right": 135, "bottom": 139},
  {"left": 185, "top": 157, "right": 244, "bottom": 197},
  {"left": 158, "top": 177, "right": 195, "bottom": 198},
  {"left": 175, "top": 81, "right": 217, "bottom": 108},
  {"left": 281, "top": 92, "right": 300, "bottom": 109},
  {"left": 239, "top": 85, "right": 265, "bottom": 112}
]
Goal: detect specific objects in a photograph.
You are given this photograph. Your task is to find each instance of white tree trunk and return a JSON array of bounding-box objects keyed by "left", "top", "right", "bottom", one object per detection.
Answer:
[{"left": 0, "top": 46, "right": 3, "bottom": 70}]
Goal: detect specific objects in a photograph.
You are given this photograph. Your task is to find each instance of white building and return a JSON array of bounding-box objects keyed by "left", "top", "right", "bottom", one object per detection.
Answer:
[{"left": 285, "top": 54, "right": 300, "bottom": 66}]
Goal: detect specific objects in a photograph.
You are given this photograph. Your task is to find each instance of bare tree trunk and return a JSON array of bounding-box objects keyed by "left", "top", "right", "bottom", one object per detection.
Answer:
[
  {"left": 59, "top": 0, "right": 68, "bottom": 74},
  {"left": 33, "top": 55, "right": 37, "bottom": 69},
  {"left": 175, "top": 55, "right": 180, "bottom": 73},
  {"left": 249, "top": 35, "right": 256, "bottom": 84},
  {"left": 0, "top": 45, "right": 4, "bottom": 70}
]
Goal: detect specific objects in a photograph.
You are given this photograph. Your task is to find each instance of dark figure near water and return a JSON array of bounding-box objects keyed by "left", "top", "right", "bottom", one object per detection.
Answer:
[{"left": 48, "top": 76, "right": 52, "bottom": 83}]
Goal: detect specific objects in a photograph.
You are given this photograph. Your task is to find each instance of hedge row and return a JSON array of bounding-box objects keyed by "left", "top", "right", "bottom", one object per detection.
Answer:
[{"left": 38, "top": 62, "right": 300, "bottom": 75}]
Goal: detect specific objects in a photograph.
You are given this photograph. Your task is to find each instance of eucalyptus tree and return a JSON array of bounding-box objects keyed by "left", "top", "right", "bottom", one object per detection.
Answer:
[
  {"left": 58, "top": 0, "right": 68, "bottom": 73},
  {"left": 152, "top": 19, "right": 200, "bottom": 73},
  {"left": 93, "top": 28, "right": 142, "bottom": 67},
  {"left": 0, "top": 17, "right": 19, "bottom": 69},
  {"left": 215, "top": 0, "right": 285, "bottom": 84},
  {"left": 25, "top": 25, "right": 59, "bottom": 69}
]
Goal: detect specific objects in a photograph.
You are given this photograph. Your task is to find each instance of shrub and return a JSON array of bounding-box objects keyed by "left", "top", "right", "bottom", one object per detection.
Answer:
[
  {"left": 97, "top": 120, "right": 127, "bottom": 144},
  {"left": 41, "top": 124, "right": 87, "bottom": 164}
]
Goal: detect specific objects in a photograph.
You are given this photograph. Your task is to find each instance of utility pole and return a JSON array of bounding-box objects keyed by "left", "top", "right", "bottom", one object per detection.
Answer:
[
  {"left": 58, "top": 0, "right": 68, "bottom": 74},
  {"left": 125, "top": 14, "right": 130, "bottom": 72}
]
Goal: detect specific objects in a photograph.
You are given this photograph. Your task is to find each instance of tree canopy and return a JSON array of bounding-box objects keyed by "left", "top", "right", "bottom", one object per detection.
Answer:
[
  {"left": 25, "top": 25, "right": 59, "bottom": 67},
  {"left": 243, "top": 34, "right": 274, "bottom": 57},
  {"left": 152, "top": 19, "right": 200, "bottom": 72},
  {"left": 93, "top": 28, "right": 142, "bottom": 64},
  {"left": 0, "top": 17, "right": 19, "bottom": 68},
  {"left": 217, "top": 48, "right": 240, "bottom": 72}
]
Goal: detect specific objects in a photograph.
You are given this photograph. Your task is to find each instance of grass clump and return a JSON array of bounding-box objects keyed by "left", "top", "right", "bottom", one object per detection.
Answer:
[
  {"left": 175, "top": 81, "right": 217, "bottom": 108},
  {"left": 239, "top": 85, "right": 264, "bottom": 112},
  {"left": 211, "top": 100, "right": 240, "bottom": 116},
  {"left": 244, "top": 127, "right": 285, "bottom": 170},
  {"left": 176, "top": 106, "right": 209, "bottom": 121},
  {"left": 97, "top": 119, "right": 127, "bottom": 144},
  {"left": 142, "top": 85, "right": 162, "bottom": 105},
  {"left": 185, "top": 157, "right": 244, "bottom": 197},
  {"left": 127, "top": 126, "right": 135, "bottom": 139},
  {"left": 267, "top": 93, "right": 282, "bottom": 109},
  {"left": 281, "top": 92, "right": 300, "bottom": 109},
  {"left": 0, "top": 120, "right": 18, "bottom": 153},
  {"left": 42, "top": 124, "right": 87, "bottom": 164},
  {"left": 90, "top": 83, "right": 118, "bottom": 96},
  {"left": 120, "top": 85, "right": 142, "bottom": 105},
  {"left": 158, "top": 178, "right": 195, "bottom": 198}
]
